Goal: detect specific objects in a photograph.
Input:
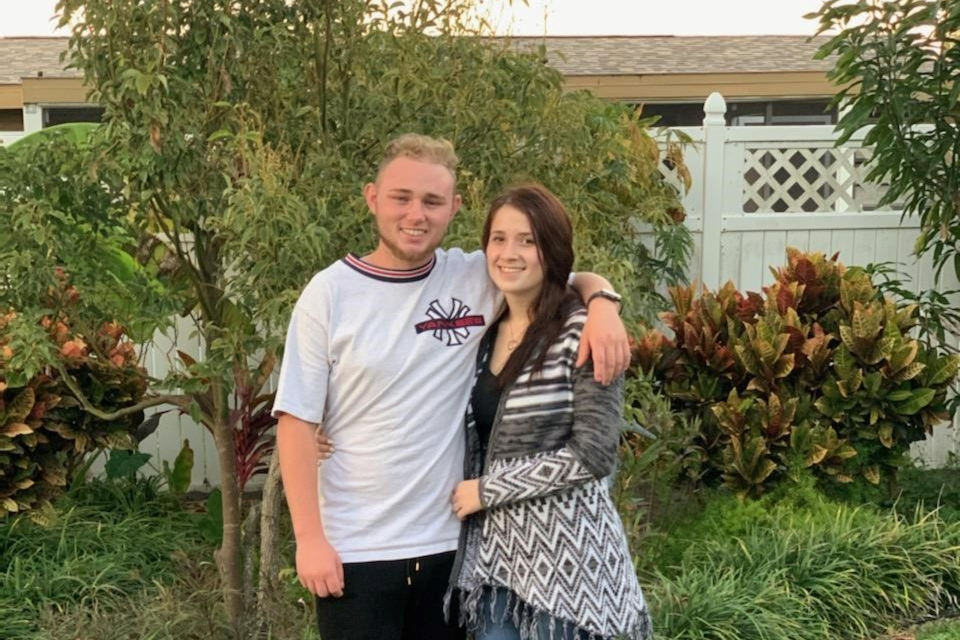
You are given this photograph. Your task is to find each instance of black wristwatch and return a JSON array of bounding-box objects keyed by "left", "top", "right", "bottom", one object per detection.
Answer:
[{"left": 586, "top": 288, "right": 623, "bottom": 312}]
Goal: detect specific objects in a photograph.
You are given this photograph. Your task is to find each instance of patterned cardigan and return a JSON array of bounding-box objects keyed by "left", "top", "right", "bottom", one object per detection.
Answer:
[{"left": 447, "top": 305, "right": 652, "bottom": 640}]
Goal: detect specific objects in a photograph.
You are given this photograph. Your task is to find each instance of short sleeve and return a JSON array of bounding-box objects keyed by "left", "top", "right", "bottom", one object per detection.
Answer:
[{"left": 272, "top": 288, "right": 331, "bottom": 424}]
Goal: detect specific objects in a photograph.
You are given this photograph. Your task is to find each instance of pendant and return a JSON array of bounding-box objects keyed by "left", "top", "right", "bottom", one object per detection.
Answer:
[{"left": 507, "top": 339, "right": 519, "bottom": 351}]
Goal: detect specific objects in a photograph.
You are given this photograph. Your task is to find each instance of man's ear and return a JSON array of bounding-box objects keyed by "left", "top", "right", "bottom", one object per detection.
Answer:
[
  {"left": 451, "top": 193, "right": 462, "bottom": 219},
  {"left": 363, "top": 182, "right": 377, "bottom": 213}
]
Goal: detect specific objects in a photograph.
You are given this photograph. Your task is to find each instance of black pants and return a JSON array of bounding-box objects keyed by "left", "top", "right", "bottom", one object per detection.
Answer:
[{"left": 315, "top": 550, "right": 465, "bottom": 640}]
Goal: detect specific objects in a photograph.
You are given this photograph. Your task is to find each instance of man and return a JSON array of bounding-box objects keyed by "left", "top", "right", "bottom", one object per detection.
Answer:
[{"left": 273, "top": 134, "right": 629, "bottom": 640}]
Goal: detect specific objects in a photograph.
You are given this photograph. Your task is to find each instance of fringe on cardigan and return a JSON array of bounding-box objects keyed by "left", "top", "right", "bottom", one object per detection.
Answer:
[{"left": 445, "top": 583, "right": 654, "bottom": 640}]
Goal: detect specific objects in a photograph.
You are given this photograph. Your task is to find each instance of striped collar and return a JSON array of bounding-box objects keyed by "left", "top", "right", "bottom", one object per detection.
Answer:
[{"left": 341, "top": 252, "right": 436, "bottom": 283}]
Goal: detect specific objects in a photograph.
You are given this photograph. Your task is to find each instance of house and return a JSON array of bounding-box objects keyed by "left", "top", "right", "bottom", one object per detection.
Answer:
[
  {"left": 0, "top": 34, "right": 835, "bottom": 146},
  {"left": 0, "top": 37, "right": 98, "bottom": 145},
  {"left": 506, "top": 35, "right": 837, "bottom": 126}
]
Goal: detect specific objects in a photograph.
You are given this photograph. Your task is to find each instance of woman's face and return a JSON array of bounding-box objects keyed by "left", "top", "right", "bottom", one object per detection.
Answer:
[{"left": 485, "top": 204, "right": 545, "bottom": 301}]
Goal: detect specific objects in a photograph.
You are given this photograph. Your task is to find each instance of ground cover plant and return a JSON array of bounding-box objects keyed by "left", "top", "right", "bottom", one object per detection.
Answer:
[
  {"left": 912, "top": 618, "right": 960, "bottom": 640},
  {"left": 644, "top": 479, "right": 960, "bottom": 640},
  {"left": 0, "top": 474, "right": 217, "bottom": 640},
  {"left": 11, "top": 456, "right": 960, "bottom": 640}
]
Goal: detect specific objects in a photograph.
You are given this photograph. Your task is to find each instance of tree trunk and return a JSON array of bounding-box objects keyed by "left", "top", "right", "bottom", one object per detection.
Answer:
[
  {"left": 256, "top": 447, "right": 285, "bottom": 629},
  {"left": 242, "top": 501, "right": 261, "bottom": 614},
  {"left": 211, "top": 405, "right": 245, "bottom": 639}
]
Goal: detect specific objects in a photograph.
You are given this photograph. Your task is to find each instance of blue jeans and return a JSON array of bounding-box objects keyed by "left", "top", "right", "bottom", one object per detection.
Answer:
[{"left": 475, "top": 587, "right": 590, "bottom": 640}]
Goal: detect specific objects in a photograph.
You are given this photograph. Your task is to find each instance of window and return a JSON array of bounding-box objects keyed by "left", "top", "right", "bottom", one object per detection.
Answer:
[
  {"left": 636, "top": 99, "right": 836, "bottom": 127},
  {"left": 43, "top": 106, "right": 105, "bottom": 127},
  {"left": 0, "top": 109, "right": 24, "bottom": 131}
]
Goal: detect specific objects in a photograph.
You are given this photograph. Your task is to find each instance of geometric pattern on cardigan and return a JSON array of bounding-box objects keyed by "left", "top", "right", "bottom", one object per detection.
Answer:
[
  {"left": 451, "top": 307, "right": 652, "bottom": 640},
  {"left": 473, "top": 452, "right": 652, "bottom": 639}
]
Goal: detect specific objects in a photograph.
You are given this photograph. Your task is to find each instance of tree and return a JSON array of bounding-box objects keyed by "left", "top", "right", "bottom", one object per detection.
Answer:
[
  {"left": 1, "top": 0, "right": 692, "bottom": 635},
  {"left": 811, "top": 0, "right": 960, "bottom": 279}
]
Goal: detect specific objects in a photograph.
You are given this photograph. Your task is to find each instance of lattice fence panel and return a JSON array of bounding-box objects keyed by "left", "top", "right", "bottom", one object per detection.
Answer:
[{"left": 742, "top": 146, "right": 898, "bottom": 213}]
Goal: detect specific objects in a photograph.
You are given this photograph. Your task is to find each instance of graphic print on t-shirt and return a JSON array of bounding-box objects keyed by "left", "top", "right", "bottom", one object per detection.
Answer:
[{"left": 414, "top": 298, "right": 486, "bottom": 346}]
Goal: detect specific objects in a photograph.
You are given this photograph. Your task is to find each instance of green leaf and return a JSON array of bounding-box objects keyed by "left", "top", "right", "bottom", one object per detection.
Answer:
[
  {"left": 196, "top": 489, "right": 224, "bottom": 545},
  {"left": 878, "top": 423, "right": 894, "bottom": 448},
  {"left": 6, "top": 123, "right": 97, "bottom": 153},
  {"left": 104, "top": 449, "right": 152, "bottom": 479},
  {"left": 926, "top": 354, "right": 960, "bottom": 386},
  {"left": 893, "top": 388, "right": 936, "bottom": 416},
  {"left": 168, "top": 439, "right": 194, "bottom": 495}
]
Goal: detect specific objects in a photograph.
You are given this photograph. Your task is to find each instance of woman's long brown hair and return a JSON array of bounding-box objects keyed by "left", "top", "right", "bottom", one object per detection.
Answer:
[{"left": 483, "top": 184, "right": 579, "bottom": 389}]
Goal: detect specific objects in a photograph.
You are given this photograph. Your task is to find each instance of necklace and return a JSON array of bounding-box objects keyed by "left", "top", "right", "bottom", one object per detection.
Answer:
[{"left": 505, "top": 318, "right": 529, "bottom": 351}]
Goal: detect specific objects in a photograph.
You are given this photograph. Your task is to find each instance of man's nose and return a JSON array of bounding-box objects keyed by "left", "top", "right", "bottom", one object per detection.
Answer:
[{"left": 406, "top": 200, "right": 426, "bottom": 220}]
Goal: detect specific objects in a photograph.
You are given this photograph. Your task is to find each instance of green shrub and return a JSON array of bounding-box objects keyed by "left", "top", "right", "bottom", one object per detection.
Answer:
[
  {"left": 0, "top": 292, "right": 148, "bottom": 521},
  {"left": 647, "top": 486, "right": 960, "bottom": 640},
  {"left": 634, "top": 249, "right": 960, "bottom": 497},
  {"left": 826, "top": 462, "right": 960, "bottom": 524}
]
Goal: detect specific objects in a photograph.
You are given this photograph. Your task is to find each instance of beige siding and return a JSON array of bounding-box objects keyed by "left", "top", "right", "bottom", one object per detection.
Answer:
[
  {"left": 564, "top": 72, "right": 836, "bottom": 101},
  {"left": 21, "top": 77, "right": 88, "bottom": 105},
  {"left": 0, "top": 85, "right": 22, "bottom": 109}
]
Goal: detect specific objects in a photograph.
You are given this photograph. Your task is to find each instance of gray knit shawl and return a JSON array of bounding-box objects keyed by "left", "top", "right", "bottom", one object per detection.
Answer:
[{"left": 447, "top": 306, "right": 652, "bottom": 640}]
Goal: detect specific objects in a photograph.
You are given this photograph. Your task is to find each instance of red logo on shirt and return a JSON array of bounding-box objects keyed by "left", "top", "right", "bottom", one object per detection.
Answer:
[{"left": 415, "top": 298, "right": 485, "bottom": 346}]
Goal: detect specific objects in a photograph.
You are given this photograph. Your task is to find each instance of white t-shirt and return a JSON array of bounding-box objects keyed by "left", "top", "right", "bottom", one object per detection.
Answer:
[{"left": 273, "top": 248, "right": 501, "bottom": 562}]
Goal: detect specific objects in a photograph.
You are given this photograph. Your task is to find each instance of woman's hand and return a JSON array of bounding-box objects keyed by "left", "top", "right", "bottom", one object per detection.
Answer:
[
  {"left": 314, "top": 427, "right": 334, "bottom": 464},
  {"left": 450, "top": 479, "right": 482, "bottom": 520}
]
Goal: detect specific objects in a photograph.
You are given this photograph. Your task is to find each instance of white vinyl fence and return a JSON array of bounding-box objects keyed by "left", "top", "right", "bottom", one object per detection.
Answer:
[
  {"left": 130, "top": 92, "right": 958, "bottom": 487},
  {"left": 0, "top": 132, "right": 26, "bottom": 147}
]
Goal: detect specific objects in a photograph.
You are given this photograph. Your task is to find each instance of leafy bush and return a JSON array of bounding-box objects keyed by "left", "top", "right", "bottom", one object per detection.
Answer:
[
  {"left": 0, "top": 278, "right": 148, "bottom": 520},
  {"left": 649, "top": 485, "right": 960, "bottom": 639},
  {"left": 635, "top": 248, "right": 960, "bottom": 497}
]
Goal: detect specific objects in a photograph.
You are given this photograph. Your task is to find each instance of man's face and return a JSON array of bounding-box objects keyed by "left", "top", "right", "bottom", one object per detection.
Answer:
[{"left": 363, "top": 157, "right": 461, "bottom": 269}]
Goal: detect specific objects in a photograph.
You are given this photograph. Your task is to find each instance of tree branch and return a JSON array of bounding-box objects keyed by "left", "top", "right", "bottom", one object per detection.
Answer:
[{"left": 56, "top": 363, "right": 192, "bottom": 421}]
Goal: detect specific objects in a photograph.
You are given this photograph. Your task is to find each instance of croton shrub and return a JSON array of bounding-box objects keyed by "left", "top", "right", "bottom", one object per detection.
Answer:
[
  {"left": 0, "top": 277, "right": 148, "bottom": 522},
  {"left": 634, "top": 248, "right": 960, "bottom": 497}
]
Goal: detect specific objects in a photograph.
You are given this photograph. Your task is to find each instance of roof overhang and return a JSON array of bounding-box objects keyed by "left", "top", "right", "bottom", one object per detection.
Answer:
[
  {"left": 20, "top": 77, "right": 88, "bottom": 105},
  {"left": 0, "top": 84, "right": 23, "bottom": 109},
  {"left": 564, "top": 71, "right": 836, "bottom": 102}
]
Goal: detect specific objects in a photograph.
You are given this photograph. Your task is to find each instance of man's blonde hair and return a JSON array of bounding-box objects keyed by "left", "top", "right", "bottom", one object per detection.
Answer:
[{"left": 377, "top": 133, "right": 459, "bottom": 180}]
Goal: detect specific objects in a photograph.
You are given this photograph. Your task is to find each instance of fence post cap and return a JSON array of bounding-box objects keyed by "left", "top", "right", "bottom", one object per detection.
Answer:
[{"left": 703, "top": 92, "right": 727, "bottom": 126}]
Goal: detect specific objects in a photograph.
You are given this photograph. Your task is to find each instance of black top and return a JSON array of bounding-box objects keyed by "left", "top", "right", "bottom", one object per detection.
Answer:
[{"left": 471, "top": 323, "right": 503, "bottom": 449}]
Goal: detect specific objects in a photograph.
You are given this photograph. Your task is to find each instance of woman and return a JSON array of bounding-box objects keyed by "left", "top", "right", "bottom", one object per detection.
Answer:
[{"left": 447, "top": 184, "right": 652, "bottom": 640}]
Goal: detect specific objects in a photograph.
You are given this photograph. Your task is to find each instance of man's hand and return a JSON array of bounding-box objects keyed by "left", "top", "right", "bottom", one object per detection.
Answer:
[
  {"left": 450, "top": 479, "right": 482, "bottom": 520},
  {"left": 577, "top": 298, "right": 630, "bottom": 384},
  {"left": 296, "top": 535, "right": 344, "bottom": 598}
]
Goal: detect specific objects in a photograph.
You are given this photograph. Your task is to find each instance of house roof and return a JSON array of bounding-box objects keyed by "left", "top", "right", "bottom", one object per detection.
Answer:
[
  {"left": 505, "top": 35, "right": 834, "bottom": 76},
  {"left": 0, "top": 37, "right": 79, "bottom": 85},
  {"left": 0, "top": 34, "right": 833, "bottom": 85}
]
